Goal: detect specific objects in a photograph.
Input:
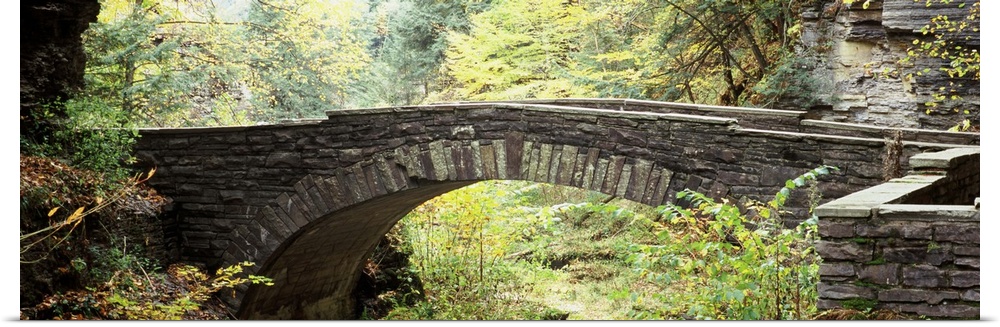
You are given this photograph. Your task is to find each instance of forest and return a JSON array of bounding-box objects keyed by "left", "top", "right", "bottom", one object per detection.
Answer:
[{"left": 19, "top": 0, "right": 979, "bottom": 320}]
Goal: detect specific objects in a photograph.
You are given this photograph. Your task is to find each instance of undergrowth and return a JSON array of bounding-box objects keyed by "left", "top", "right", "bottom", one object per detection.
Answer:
[
  {"left": 624, "top": 166, "right": 836, "bottom": 319},
  {"left": 19, "top": 156, "right": 272, "bottom": 320},
  {"left": 368, "top": 166, "right": 899, "bottom": 320}
]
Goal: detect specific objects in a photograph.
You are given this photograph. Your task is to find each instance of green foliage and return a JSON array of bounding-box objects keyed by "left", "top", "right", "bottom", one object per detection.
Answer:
[
  {"left": 33, "top": 261, "right": 272, "bottom": 320},
  {"left": 349, "top": 0, "right": 489, "bottom": 107},
  {"left": 396, "top": 181, "right": 548, "bottom": 319},
  {"left": 626, "top": 166, "right": 837, "bottom": 319},
  {"left": 20, "top": 167, "right": 157, "bottom": 265},
  {"left": 20, "top": 97, "right": 138, "bottom": 183},
  {"left": 749, "top": 53, "right": 824, "bottom": 109},
  {"left": 865, "top": 257, "right": 886, "bottom": 265},
  {"left": 570, "top": 0, "right": 802, "bottom": 106},
  {"left": 428, "top": 0, "right": 805, "bottom": 106},
  {"left": 383, "top": 166, "right": 838, "bottom": 320},
  {"left": 242, "top": 0, "right": 372, "bottom": 116},
  {"left": 80, "top": 0, "right": 373, "bottom": 127},
  {"left": 382, "top": 181, "right": 668, "bottom": 320},
  {"left": 441, "top": 0, "right": 596, "bottom": 100}
]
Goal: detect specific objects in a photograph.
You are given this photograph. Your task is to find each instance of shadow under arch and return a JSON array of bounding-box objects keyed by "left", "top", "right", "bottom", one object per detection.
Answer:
[{"left": 237, "top": 180, "right": 474, "bottom": 319}]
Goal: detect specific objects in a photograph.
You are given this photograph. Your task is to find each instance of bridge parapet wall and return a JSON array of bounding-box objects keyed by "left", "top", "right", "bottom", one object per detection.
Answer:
[
  {"left": 815, "top": 147, "right": 980, "bottom": 319},
  {"left": 487, "top": 98, "right": 979, "bottom": 145}
]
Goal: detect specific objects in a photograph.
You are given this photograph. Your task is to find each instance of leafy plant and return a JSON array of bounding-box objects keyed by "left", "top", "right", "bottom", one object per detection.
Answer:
[
  {"left": 29, "top": 261, "right": 272, "bottom": 320},
  {"left": 626, "top": 166, "right": 837, "bottom": 319},
  {"left": 395, "top": 181, "right": 542, "bottom": 319}
]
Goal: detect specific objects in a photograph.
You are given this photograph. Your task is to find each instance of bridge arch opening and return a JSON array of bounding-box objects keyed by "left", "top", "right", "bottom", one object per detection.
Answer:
[
  {"left": 230, "top": 153, "right": 681, "bottom": 320},
  {"left": 215, "top": 125, "right": 715, "bottom": 319},
  {"left": 353, "top": 180, "right": 664, "bottom": 320}
]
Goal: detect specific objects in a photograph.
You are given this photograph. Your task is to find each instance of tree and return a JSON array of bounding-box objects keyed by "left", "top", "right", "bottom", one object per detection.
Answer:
[
  {"left": 439, "top": 0, "right": 596, "bottom": 100},
  {"left": 350, "top": 0, "right": 489, "bottom": 106},
  {"left": 77, "top": 0, "right": 373, "bottom": 127},
  {"left": 241, "top": 0, "right": 371, "bottom": 118},
  {"left": 570, "top": 0, "right": 801, "bottom": 106}
]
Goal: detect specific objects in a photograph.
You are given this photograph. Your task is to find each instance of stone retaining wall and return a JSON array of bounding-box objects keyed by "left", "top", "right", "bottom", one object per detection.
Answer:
[{"left": 815, "top": 147, "right": 979, "bottom": 319}]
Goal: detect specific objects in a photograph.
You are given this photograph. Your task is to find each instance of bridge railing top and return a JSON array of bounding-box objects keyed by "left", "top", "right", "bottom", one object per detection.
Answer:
[
  {"left": 137, "top": 118, "right": 326, "bottom": 134},
  {"left": 459, "top": 98, "right": 806, "bottom": 117},
  {"left": 735, "top": 128, "right": 980, "bottom": 149},
  {"left": 325, "top": 102, "right": 740, "bottom": 126}
]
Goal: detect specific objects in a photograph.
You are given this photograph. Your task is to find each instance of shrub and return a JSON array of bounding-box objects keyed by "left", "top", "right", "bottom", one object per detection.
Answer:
[{"left": 626, "top": 166, "right": 836, "bottom": 320}]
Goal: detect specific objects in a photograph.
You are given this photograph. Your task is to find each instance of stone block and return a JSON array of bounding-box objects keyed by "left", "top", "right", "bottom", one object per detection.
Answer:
[
  {"left": 949, "top": 270, "right": 979, "bottom": 288},
  {"left": 955, "top": 257, "right": 979, "bottom": 269},
  {"left": 816, "top": 299, "right": 843, "bottom": 310},
  {"left": 961, "top": 289, "right": 979, "bottom": 302},
  {"left": 451, "top": 125, "right": 475, "bottom": 139},
  {"left": 818, "top": 282, "right": 875, "bottom": 300},
  {"left": 878, "top": 288, "right": 960, "bottom": 305},
  {"left": 934, "top": 224, "right": 979, "bottom": 244},
  {"left": 819, "top": 263, "right": 856, "bottom": 277},
  {"left": 609, "top": 128, "right": 647, "bottom": 146},
  {"left": 818, "top": 220, "right": 856, "bottom": 238},
  {"left": 858, "top": 263, "right": 900, "bottom": 285},
  {"left": 883, "top": 246, "right": 953, "bottom": 265},
  {"left": 816, "top": 240, "right": 874, "bottom": 262},
  {"left": 615, "top": 163, "right": 632, "bottom": 198},
  {"left": 603, "top": 156, "right": 625, "bottom": 195},
  {"left": 628, "top": 159, "right": 652, "bottom": 201},
  {"left": 856, "top": 221, "right": 931, "bottom": 239},
  {"left": 902, "top": 264, "right": 947, "bottom": 288},
  {"left": 266, "top": 152, "right": 303, "bottom": 168},
  {"left": 717, "top": 170, "right": 758, "bottom": 186},
  {"left": 889, "top": 303, "right": 978, "bottom": 319}
]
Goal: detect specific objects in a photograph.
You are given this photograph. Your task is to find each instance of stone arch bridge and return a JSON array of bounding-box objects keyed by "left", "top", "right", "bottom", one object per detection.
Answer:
[{"left": 134, "top": 99, "right": 978, "bottom": 319}]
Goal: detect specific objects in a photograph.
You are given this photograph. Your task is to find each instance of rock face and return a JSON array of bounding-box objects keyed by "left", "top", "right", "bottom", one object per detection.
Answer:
[
  {"left": 20, "top": 0, "right": 101, "bottom": 144},
  {"left": 790, "top": 0, "right": 979, "bottom": 130}
]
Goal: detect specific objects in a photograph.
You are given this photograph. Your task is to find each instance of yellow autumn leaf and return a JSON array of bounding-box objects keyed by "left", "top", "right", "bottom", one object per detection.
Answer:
[
  {"left": 47, "top": 207, "right": 59, "bottom": 217},
  {"left": 66, "top": 207, "right": 86, "bottom": 225}
]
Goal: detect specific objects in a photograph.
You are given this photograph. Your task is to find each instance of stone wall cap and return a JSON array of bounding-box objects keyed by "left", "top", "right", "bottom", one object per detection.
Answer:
[
  {"left": 692, "top": 103, "right": 804, "bottom": 117},
  {"left": 876, "top": 204, "right": 979, "bottom": 221},
  {"left": 454, "top": 98, "right": 804, "bottom": 117},
  {"left": 816, "top": 177, "right": 946, "bottom": 217},
  {"left": 737, "top": 128, "right": 882, "bottom": 145},
  {"left": 814, "top": 205, "right": 874, "bottom": 218},
  {"left": 888, "top": 175, "right": 946, "bottom": 184},
  {"left": 495, "top": 98, "right": 628, "bottom": 106},
  {"left": 801, "top": 119, "right": 979, "bottom": 139},
  {"left": 512, "top": 103, "right": 737, "bottom": 125},
  {"left": 139, "top": 125, "right": 253, "bottom": 134},
  {"left": 328, "top": 102, "right": 739, "bottom": 125},
  {"left": 903, "top": 141, "right": 979, "bottom": 151},
  {"left": 909, "top": 147, "right": 981, "bottom": 169}
]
